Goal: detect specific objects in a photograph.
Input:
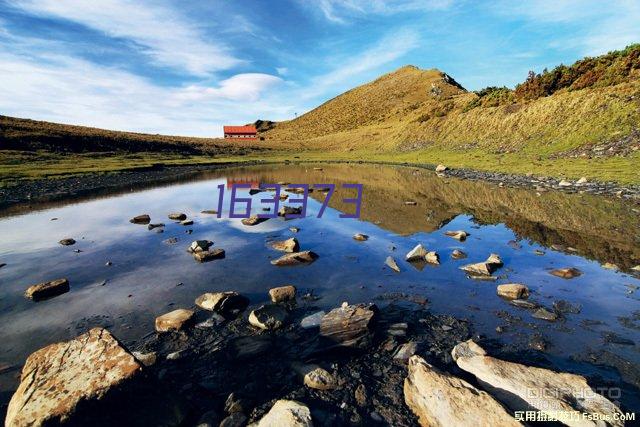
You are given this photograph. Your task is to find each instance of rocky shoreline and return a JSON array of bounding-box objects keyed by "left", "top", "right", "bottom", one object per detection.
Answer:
[
  {"left": 5, "top": 290, "right": 636, "bottom": 426},
  {"left": 1, "top": 159, "right": 638, "bottom": 215}
]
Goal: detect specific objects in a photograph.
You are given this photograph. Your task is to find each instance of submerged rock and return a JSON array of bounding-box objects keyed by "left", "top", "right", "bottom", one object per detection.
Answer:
[
  {"left": 353, "top": 233, "right": 369, "bottom": 241},
  {"left": 385, "top": 256, "right": 401, "bottom": 272},
  {"left": 461, "top": 253, "right": 503, "bottom": 276},
  {"left": 270, "top": 237, "right": 299, "bottom": 253},
  {"left": 269, "top": 285, "right": 297, "bottom": 303},
  {"left": 155, "top": 309, "right": 194, "bottom": 332},
  {"left": 59, "top": 238, "right": 76, "bottom": 246},
  {"left": 5, "top": 328, "right": 141, "bottom": 426},
  {"left": 248, "top": 305, "right": 288, "bottom": 330},
  {"left": 496, "top": 284, "right": 529, "bottom": 300},
  {"left": 193, "top": 249, "right": 225, "bottom": 262},
  {"left": 25, "top": 278, "right": 69, "bottom": 300},
  {"left": 251, "top": 400, "right": 312, "bottom": 427},
  {"left": 405, "top": 244, "right": 428, "bottom": 261},
  {"left": 451, "top": 249, "right": 467, "bottom": 259},
  {"left": 271, "top": 251, "right": 318, "bottom": 266},
  {"left": 452, "top": 340, "right": 624, "bottom": 426},
  {"left": 509, "top": 299, "right": 538, "bottom": 309},
  {"left": 404, "top": 355, "right": 519, "bottom": 427},
  {"left": 445, "top": 230, "right": 468, "bottom": 241},
  {"left": 300, "top": 311, "right": 325, "bottom": 329},
  {"left": 168, "top": 212, "right": 187, "bottom": 221},
  {"left": 195, "top": 292, "right": 248, "bottom": 313},
  {"left": 550, "top": 267, "right": 582, "bottom": 279},
  {"left": 319, "top": 303, "right": 377, "bottom": 349},
  {"left": 532, "top": 307, "right": 559, "bottom": 322},
  {"left": 188, "top": 240, "right": 213, "bottom": 253},
  {"left": 130, "top": 214, "right": 150, "bottom": 224}
]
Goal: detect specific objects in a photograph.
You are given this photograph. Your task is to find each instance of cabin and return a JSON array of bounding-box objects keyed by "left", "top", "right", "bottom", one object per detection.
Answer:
[{"left": 223, "top": 125, "right": 257, "bottom": 140}]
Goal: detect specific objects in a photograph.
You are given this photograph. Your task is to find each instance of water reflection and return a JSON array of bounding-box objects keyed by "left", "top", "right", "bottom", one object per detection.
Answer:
[{"left": 0, "top": 163, "right": 638, "bottom": 401}]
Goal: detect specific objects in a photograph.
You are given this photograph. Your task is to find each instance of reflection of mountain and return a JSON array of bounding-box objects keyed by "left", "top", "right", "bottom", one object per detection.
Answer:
[{"left": 223, "top": 164, "right": 640, "bottom": 270}]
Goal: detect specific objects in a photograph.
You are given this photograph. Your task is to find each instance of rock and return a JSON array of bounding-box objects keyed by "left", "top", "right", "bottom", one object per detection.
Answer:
[
  {"left": 269, "top": 285, "right": 297, "bottom": 303},
  {"left": 393, "top": 341, "right": 418, "bottom": 361},
  {"left": 451, "top": 249, "right": 467, "bottom": 259},
  {"left": 271, "top": 237, "right": 299, "bottom": 253},
  {"left": 250, "top": 400, "right": 312, "bottom": 427},
  {"left": 25, "top": 278, "right": 69, "bottom": 300},
  {"left": 577, "top": 177, "right": 588, "bottom": 184},
  {"left": 558, "top": 179, "right": 572, "bottom": 187},
  {"left": 461, "top": 253, "right": 503, "bottom": 276},
  {"left": 166, "top": 350, "right": 183, "bottom": 361},
  {"left": 132, "top": 351, "right": 157, "bottom": 366},
  {"left": 5, "top": 328, "right": 141, "bottom": 426},
  {"left": 404, "top": 355, "right": 519, "bottom": 427},
  {"left": 225, "top": 392, "right": 249, "bottom": 414},
  {"left": 168, "top": 212, "right": 187, "bottom": 220},
  {"left": 353, "top": 233, "right": 369, "bottom": 241},
  {"left": 164, "top": 237, "right": 178, "bottom": 245},
  {"left": 242, "top": 215, "right": 267, "bottom": 226},
  {"left": 435, "top": 164, "right": 448, "bottom": 172},
  {"left": 445, "top": 230, "right": 468, "bottom": 241},
  {"left": 425, "top": 251, "right": 440, "bottom": 264},
  {"left": 180, "top": 219, "right": 193, "bottom": 226},
  {"left": 509, "top": 299, "right": 538, "bottom": 309},
  {"left": 293, "top": 363, "right": 338, "bottom": 390},
  {"left": 496, "top": 284, "right": 529, "bottom": 300},
  {"left": 405, "top": 244, "right": 428, "bottom": 261},
  {"left": 201, "top": 210, "right": 218, "bottom": 214},
  {"left": 130, "top": 214, "right": 150, "bottom": 224},
  {"left": 553, "top": 300, "right": 581, "bottom": 314},
  {"left": 147, "top": 223, "right": 164, "bottom": 230},
  {"left": 354, "top": 384, "right": 367, "bottom": 406},
  {"left": 550, "top": 267, "right": 582, "bottom": 279},
  {"left": 278, "top": 205, "right": 302, "bottom": 217},
  {"left": 155, "top": 309, "right": 195, "bottom": 332},
  {"left": 300, "top": 311, "right": 325, "bottom": 329},
  {"left": 221, "top": 412, "right": 247, "bottom": 427},
  {"left": 385, "top": 256, "right": 400, "bottom": 272},
  {"left": 271, "top": 251, "right": 318, "bottom": 266},
  {"left": 248, "top": 305, "right": 288, "bottom": 330},
  {"left": 404, "top": 201, "right": 417, "bottom": 205},
  {"left": 601, "top": 262, "right": 619, "bottom": 270},
  {"left": 319, "top": 303, "right": 377, "bottom": 349},
  {"left": 289, "top": 227, "right": 300, "bottom": 233},
  {"left": 188, "top": 240, "right": 213, "bottom": 253},
  {"left": 452, "top": 340, "right": 623, "bottom": 425},
  {"left": 388, "top": 322, "right": 408, "bottom": 337},
  {"left": 195, "top": 292, "right": 249, "bottom": 313},
  {"left": 632, "top": 265, "right": 640, "bottom": 272},
  {"left": 279, "top": 194, "right": 289, "bottom": 201},
  {"left": 59, "top": 238, "right": 76, "bottom": 246},
  {"left": 193, "top": 249, "right": 225, "bottom": 262},
  {"left": 532, "top": 307, "right": 558, "bottom": 321}
]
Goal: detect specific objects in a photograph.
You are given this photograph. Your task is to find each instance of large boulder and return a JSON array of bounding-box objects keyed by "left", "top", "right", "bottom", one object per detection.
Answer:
[
  {"left": 404, "top": 355, "right": 519, "bottom": 427},
  {"left": 319, "top": 303, "right": 377, "bottom": 349},
  {"left": 5, "top": 328, "right": 141, "bottom": 426},
  {"left": 452, "top": 340, "right": 624, "bottom": 426},
  {"left": 249, "top": 400, "right": 312, "bottom": 427}
]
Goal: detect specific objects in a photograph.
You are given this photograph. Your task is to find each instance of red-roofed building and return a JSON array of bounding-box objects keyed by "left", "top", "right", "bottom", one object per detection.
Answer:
[{"left": 223, "top": 125, "right": 257, "bottom": 139}]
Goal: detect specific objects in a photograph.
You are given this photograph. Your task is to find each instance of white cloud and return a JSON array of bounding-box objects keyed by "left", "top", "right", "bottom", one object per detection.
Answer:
[
  {"left": 0, "top": 51, "right": 291, "bottom": 136},
  {"left": 276, "top": 67, "right": 289, "bottom": 76},
  {"left": 11, "top": 0, "right": 242, "bottom": 75},
  {"left": 311, "top": 0, "right": 454, "bottom": 24}
]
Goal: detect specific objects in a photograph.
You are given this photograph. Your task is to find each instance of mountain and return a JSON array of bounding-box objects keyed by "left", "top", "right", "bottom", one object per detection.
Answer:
[{"left": 263, "top": 45, "right": 640, "bottom": 160}]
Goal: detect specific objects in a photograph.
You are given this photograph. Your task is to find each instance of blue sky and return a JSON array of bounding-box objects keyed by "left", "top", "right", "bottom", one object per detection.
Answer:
[{"left": 1, "top": 0, "right": 639, "bottom": 137}]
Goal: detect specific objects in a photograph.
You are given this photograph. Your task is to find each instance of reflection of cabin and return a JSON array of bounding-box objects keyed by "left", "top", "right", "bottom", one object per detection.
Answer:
[
  {"left": 223, "top": 125, "right": 257, "bottom": 139},
  {"left": 227, "top": 177, "right": 260, "bottom": 189}
]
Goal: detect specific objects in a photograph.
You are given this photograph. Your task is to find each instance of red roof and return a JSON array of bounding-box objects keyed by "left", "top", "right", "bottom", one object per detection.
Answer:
[{"left": 223, "top": 125, "right": 256, "bottom": 134}]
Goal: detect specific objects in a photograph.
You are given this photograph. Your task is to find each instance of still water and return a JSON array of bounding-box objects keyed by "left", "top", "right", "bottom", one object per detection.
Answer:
[{"left": 0, "top": 163, "right": 639, "bottom": 401}]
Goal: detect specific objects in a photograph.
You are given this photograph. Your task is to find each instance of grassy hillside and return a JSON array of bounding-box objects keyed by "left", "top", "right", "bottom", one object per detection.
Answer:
[{"left": 263, "top": 45, "right": 640, "bottom": 182}]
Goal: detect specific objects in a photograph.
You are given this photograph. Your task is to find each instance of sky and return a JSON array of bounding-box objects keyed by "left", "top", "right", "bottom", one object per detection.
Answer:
[{"left": 0, "top": 0, "right": 639, "bottom": 137}]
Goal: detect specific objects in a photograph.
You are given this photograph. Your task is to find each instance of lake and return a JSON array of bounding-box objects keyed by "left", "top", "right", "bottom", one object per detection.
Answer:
[{"left": 1, "top": 163, "right": 639, "bottom": 407}]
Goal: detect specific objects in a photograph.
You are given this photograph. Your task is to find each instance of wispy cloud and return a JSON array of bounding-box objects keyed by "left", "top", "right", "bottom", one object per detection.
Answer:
[
  {"left": 178, "top": 73, "right": 283, "bottom": 102},
  {"left": 11, "top": 0, "right": 243, "bottom": 75},
  {"left": 301, "top": 28, "right": 420, "bottom": 99},
  {"left": 311, "top": 0, "right": 454, "bottom": 24}
]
